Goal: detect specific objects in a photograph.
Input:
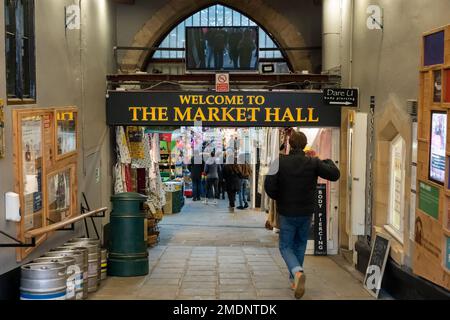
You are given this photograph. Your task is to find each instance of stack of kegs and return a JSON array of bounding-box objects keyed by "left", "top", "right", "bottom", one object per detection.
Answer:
[
  {"left": 32, "top": 256, "right": 77, "bottom": 300},
  {"left": 19, "top": 237, "right": 108, "bottom": 300},
  {"left": 20, "top": 262, "right": 67, "bottom": 300},
  {"left": 100, "top": 248, "right": 108, "bottom": 281},
  {"left": 64, "top": 238, "right": 101, "bottom": 293},
  {"left": 46, "top": 249, "right": 87, "bottom": 300}
]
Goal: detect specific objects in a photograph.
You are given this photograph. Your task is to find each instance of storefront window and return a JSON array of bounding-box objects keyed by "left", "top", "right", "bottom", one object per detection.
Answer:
[{"left": 388, "top": 135, "right": 406, "bottom": 239}]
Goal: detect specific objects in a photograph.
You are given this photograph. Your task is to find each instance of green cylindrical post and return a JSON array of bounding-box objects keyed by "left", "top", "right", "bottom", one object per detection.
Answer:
[{"left": 108, "top": 192, "right": 149, "bottom": 277}]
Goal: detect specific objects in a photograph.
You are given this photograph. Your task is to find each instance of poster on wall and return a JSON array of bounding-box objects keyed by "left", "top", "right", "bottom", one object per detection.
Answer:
[
  {"left": 390, "top": 136, "right": 405, "bottom": 231},
  {"left": 429, "top": 111, "right": 447, "bottom": 184},
  {"left": 418, "top": 181, "right": 439, "bottom": 220},
  {"left": 0, "top": 100, "right": 4, "bottom": 159},
  {"left": 56, "top": 110, "right": 77, "bottom": 157},
  {"left": 47, "top": 168, "right": 71, "bottom": 223},
  {"left": 433, "top": 70, "right": 442, "bottom": 103},
  {"left": 21, "top": 116, "right": 43, "bottom": 231}
]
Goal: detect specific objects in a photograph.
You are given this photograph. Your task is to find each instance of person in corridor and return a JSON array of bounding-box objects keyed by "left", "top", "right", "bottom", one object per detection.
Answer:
[
  {"left": 204, "top": 151, "right": 220, "bottom": 205},
  {"left": 223, "top": 162, "right": 241, "bottom": 213},
  {"left": 237, "top": 157, "right": 252, "bottom": 210},
  {"left": 264, "top": 131, "right": 340, "bottom": 299},
  {"left": 188, "top": 149, "right": 204, "bottom": 201}
]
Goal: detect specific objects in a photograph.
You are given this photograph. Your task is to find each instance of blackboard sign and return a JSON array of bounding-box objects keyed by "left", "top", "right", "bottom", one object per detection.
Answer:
[
  {"left": 314, "top": 184, "right": 327, "bottom": 256},
  {"left": 363, "top": 234, "right": 391, "bottom": 298}
]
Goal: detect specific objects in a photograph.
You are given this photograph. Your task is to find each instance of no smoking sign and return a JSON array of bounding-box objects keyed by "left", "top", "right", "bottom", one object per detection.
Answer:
[{"left": 215, "top": 73, "right": 230, "bottom": 93}]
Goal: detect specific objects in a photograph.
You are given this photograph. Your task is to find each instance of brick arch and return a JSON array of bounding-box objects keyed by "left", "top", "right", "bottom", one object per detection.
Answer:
[{"left": 120, "top": 0, "right": 312, "bottom": 73}]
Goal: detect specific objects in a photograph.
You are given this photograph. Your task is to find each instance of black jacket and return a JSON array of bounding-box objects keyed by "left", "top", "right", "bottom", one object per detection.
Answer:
[
  {"left": 189, "top": 156, "right": 204, "bottom": 180},
  {"left": 264, "top": 149, "right": 340, "bottom": 217},
  {"left": 222, "top": 165, "right": 241, "bottom": 192}
]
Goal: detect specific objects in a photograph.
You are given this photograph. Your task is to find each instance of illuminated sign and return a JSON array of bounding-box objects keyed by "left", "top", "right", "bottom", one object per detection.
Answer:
[{"left": 106, "top": 91, "right": 342, "bottom": 127}]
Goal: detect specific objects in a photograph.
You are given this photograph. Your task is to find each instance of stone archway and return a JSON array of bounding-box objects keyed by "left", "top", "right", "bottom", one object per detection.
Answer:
[{"left": 120, "top": 0, "right": 313, "bottom": 73}]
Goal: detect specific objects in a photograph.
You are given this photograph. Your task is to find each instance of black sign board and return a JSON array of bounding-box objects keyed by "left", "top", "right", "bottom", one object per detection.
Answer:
[
  {"left": 314, "top": 184, "right": 327, "bottom": 256},
  {"left": 106, "top": 91, "right": 342, "bottom": 127},
  {"left": 363, "top": 234, "right": 391, "bottom": 298},
  {"left": 323, "top": 88, "right": 358, "bottom": 107}
]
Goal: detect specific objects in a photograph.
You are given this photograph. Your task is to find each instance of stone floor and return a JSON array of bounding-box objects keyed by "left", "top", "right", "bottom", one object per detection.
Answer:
[{"left": 90, "top": 198, "right": 373, "bottom": 300}]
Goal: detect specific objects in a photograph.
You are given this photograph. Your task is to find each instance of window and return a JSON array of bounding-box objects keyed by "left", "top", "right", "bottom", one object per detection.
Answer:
[
  {"left": 151, "top": 4, "right": 285, "bottom": 63},
  {"left": 387, "top": 135, "right": 406, "bottom": 242},
  {"left": 5, "top": 0, "right": 36, "bottom": 101}
]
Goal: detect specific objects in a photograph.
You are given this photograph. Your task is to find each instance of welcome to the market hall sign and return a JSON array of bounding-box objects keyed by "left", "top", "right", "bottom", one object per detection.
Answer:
[{"left": 106, "top": 91, "right": 342, "bottom": 127}]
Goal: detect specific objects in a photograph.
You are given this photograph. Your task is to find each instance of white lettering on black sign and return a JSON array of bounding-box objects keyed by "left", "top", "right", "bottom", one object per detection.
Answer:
[{"left": 314, "top": 184, "right": 327, "bottom": 256}]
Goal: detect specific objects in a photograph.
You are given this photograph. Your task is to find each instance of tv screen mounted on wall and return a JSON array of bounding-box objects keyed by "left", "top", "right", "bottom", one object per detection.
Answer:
[
  {"left": 185, "top": 26, "right": 259, "bottom": 72},
  {"left": 429, "top": 111, "right": 447, "bottom": 184}
]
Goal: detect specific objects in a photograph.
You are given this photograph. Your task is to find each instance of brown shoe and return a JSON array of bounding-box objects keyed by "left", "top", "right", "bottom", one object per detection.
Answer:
[{"left": 294, "top": 271, "right": 306, "bottom": 299}]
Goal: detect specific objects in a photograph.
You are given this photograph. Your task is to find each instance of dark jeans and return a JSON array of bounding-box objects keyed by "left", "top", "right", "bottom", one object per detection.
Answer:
[
  {"left": 217, "top": 179, "right": 225, "bottom": 199},
  {"left": 192, "top": 178, "right": 201, "bottom": 200},
  {"left": 214, "top": 50, "right": 224, "bottom": 69},
  {"left": 227, "top": 190, "right": 237, "bottom": 208},
  {"left": 206, "top": 178, "right": 218, "bottom": 200},
  {"left": 279, "top": 215, "right": 312, "bottom": 279},
  {"left": 238, "top": 179, "right": 249, "bottom": 207}
]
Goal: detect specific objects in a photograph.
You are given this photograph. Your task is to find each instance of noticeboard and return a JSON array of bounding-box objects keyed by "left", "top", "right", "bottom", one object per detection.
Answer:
[
  {"left": 418, "top": 181, "right": 439, "bottom": 220},
  {"left": 363, "top": 234, "right": 391, "bottom": 298}
]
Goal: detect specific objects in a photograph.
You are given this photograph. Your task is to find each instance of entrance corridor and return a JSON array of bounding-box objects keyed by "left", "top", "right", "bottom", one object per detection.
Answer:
[{"left": 91, "top": 200, "right": 373, "bottom": 300}]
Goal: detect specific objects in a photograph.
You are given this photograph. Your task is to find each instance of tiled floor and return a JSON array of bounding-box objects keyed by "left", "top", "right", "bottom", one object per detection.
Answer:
[{"left": 91, "top": 199, "right": 373, "bottom": 300}]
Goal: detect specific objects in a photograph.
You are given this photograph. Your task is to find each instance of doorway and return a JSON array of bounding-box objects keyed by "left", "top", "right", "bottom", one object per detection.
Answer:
[{"left": 111, "top": 125, "right": 340, "bottom": 256}]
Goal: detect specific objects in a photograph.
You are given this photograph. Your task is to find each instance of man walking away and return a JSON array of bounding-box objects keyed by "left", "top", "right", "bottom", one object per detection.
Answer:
[
  {"left": 204, "top": 151, "right": 219, "bottom": 205},
  {"left": 188, "top": 150, "right": 204, "bottom": 201},
  {"left": 264, "top": 131, "right": 340, "bottom": 299},
  {"left": 223, "top": 163, "right": 241, "bottom": 213},
  {"left": 237, "top": 161, "right": 252, "bottom": 210}
]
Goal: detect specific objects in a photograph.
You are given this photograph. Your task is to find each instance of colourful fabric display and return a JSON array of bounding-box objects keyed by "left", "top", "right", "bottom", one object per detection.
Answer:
[{"left": 116, "top": 126, "right": 131, "bottom": 164}]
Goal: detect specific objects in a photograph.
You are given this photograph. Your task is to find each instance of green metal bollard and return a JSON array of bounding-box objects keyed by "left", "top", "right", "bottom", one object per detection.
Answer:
[{"left": 108, "top": 192, "right": 149, "bottom": 277}]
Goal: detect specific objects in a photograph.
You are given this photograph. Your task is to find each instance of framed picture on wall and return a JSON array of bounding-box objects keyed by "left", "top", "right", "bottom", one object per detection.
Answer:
[
  {"left": 55, "top": 108, "right": 78, "bottom": 160},
  {"left": 433, "top": 70, "right": 442, "bottom": 103}
]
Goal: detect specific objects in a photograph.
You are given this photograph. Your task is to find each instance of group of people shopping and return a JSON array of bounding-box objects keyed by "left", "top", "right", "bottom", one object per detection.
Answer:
[{"left": 189, "top": 150, "right": 252, "bottom": 212}]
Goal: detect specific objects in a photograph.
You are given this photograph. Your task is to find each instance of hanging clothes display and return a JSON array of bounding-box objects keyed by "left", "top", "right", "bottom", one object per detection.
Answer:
[
  {"left": 115, "top": 126, "right": 131, "bottom": 164},
  {"left": 113, "top": 126, "right": 167, "bottom": 214},
  {"left": 131, "top": 131, "right": 153, "bottom": 169},
  {"left": 114, "top": 162, "right": 125, "bottom": 194}
]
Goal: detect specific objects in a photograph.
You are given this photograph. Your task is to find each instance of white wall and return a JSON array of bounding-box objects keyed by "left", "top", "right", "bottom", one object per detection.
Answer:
[{"left": 0, "top": 0, "right": 116, "bottom": 275}]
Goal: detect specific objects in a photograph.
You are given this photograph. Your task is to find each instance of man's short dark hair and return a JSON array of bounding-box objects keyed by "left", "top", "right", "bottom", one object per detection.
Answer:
[{"left": 290, "top": 131, "right": 307, "bottom": 151}]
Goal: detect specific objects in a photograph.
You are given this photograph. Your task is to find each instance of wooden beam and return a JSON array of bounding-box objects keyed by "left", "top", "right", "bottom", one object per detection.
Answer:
[
  {"left": 24, "top": 207, "right": 108, "bottom": 238},
  {"left": 114, "top": 0, "right": 135, "bottom": 4},
  {"left": 107, "top": 73, "right": 335, "bottom": 84}
]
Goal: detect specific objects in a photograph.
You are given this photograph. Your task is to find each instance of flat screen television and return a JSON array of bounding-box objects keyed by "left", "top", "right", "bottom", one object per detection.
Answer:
[
  {"left": 429, "top": 111, "right": 447, "bottom": 184},
  {"left": 185, "top": 26, "right": 259, "bottom": 71}
]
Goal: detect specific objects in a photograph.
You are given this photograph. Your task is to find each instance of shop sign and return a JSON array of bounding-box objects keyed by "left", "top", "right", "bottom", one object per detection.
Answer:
[
  {"left": 323, "top": 88, "right": 358, "bottom": 107},
  {"left": 418, "top": 181, "right": 439, "bottom": 220},
  {"left": 314, "top": 184, "right": 327, "bottom": 256},
  {"left": 106, "top": 91, "right": 342, "bottom": 127}
]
